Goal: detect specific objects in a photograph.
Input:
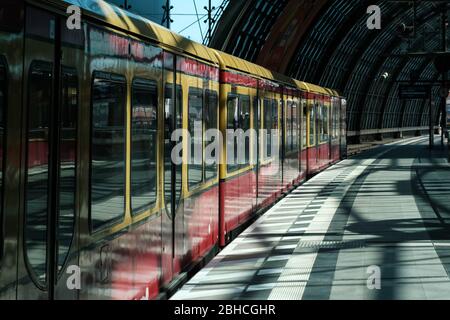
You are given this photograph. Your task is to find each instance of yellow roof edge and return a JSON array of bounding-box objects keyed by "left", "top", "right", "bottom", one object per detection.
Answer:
[
  {"left": 38, "top": 0, "right": 219, "bottom": 65},
  {"left": 214, "top": 50, "right": 275, "bottom": 81},
  {"left": 39, "top": 1, "right": 341, "bottom": 95}
]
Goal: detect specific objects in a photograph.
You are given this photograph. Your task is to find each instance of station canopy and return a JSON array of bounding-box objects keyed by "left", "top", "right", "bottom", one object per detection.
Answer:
[{"left": 210, "top": 0, "right": 450, "bottom": 142}]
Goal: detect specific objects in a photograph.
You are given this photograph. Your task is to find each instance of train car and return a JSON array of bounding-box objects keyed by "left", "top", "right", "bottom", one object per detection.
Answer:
[
  {"left": 0, "top": 0, "right": 346, "bottom": 300},
  {"left": 214, "top": 51, "right": 303, "bottom": 245}
]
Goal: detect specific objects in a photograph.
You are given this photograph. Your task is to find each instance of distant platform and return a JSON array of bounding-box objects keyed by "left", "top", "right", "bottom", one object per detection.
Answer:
[{"left": 172, "top": 136, "right": 450, "bottom": 300}]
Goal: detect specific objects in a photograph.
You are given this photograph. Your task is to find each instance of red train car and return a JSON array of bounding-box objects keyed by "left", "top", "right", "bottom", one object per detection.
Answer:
[{"left": 0, "top": 0, "right": 346, "bottom": 300}]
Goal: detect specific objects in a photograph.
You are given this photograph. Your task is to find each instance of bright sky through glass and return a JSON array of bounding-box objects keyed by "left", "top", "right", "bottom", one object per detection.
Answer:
[{"left": 170, "top": 0, "right": 223, "bottom": 43}]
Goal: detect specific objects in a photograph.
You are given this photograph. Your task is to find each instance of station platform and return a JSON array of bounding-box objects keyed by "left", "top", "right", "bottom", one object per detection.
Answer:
[{"left": 171, "top": 136, "right": 450, "bottom": 300}]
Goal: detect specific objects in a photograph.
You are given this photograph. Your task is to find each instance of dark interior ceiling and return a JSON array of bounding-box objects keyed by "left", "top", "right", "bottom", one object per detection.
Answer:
[{"left": 210, "top": 0, "right": 450, "bottom": 142}]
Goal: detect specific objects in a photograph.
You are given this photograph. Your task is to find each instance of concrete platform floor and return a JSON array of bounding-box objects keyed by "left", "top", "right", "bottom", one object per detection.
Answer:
[{"left": 172, "top": 136, "right": 450, "bottom": 300}]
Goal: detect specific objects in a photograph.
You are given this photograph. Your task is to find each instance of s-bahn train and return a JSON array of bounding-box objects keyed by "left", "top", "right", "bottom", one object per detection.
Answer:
[{"left": 0, "top": 0, "right": 347, "bottom": 299}]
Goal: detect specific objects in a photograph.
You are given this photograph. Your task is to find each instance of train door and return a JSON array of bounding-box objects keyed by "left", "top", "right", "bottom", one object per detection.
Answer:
[
  {"left": 315, "top": 96, "right": 322, "bottom": 168},
  {"left": 327, "top": 98, "right": 332, "bottom": 162},
  {"left": 300, "top": 93, "right": 308, "bottom": 177},
  {"left": 307, "top": 97, "right": 314, "bottom": 175},
  {"left": 280, "top": 92, "right": 285, "bottom": 185},
  {"left": 308, "top": 95, "right": 319, "bottom": 173},
  {"left": 162, "top": 52, "right": 183, "bottom": 282},
  {"left": 18, "top": 6, "right": 80, "bottom": 299},
  {"left": 333, "top": 96, "right": 341, "bottom": 162},
  {"left": 253, "top": 95, "right": 260, "bottom": 204}
]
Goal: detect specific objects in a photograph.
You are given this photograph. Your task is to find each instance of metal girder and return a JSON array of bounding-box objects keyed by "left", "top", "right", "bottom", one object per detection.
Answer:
[
  {"left": 322, "top": 2, "right": 396, "bottom": 90},
  {"left": 375, "top": 9, "right": 444, "bottom": 131},
  {"left": 399, "top": 59, "right": 431, "bottom": 128},
  {"left": 209, "top": 0, "right": 251, "bottom": 51},
  {"left": 323, "top": 3, "right": 444, "bottom": 136},
  {"left": 343, "top": 4, "right": 442, "bottom": 134},
  {"left": 255, "top": 0, "right": 328, "bottom": 72},
  {"left": 311, "top": 0, "right": 373, "bottom": 85}
]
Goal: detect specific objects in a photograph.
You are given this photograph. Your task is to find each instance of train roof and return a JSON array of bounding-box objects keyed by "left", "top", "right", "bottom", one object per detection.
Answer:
[
  {"left": 33, "top": 0, "right": 339, "bottom": 97},
  {"left": 294, "top": 80, "right": 330, "bottom": 95},
  {"left": 213, "top": 50, "right": 279, "bottom": 82},
  {"left": 36, "top": 0, "right": 220, "bottom": 65}
]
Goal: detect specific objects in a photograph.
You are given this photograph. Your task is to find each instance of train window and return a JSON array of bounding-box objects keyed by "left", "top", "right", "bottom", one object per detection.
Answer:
[
  {"left": 292, "top": 102, "right": 299, "bottom": 151},
  {"left": 0, "top": 61, "right": 6, "bottom": 256},
  {"left": 320, "top": 103, "right": 324, "bottom": 142},
  {"left": 253, "top": 96, "right": 259, "bottom": 160},
  {"left": 188, "top": 88, "right": 203, "bottom": 188},
  {"left": 302, "top": 100, "right": 307, "bottom": 149},
  {"left": 286, "top": 101, "right": 292, "bottom": 152},
  {"left": 226, "top": 94, "right": 251, "bottom": 171},
  {"left": 254, "top": 97, "right": 260, "bottom": 131},
  {"left": 25, "top": 61, "right": 52, "bottom": 284},
  {"left": 272, "top": 99, "right": 279, "bottom": 157},
  {"left": 164, "top": 84, "right": 182, "bottom": 215},
  {"left": 205, "top": 90, "right": 218, "bottom": 181},
  {"left": 317, "top": 102, "right": 322, "bottom": 143},
  {"left": 322, "top": 104, "right": 329, "bottom": 142},
  {"left": 309, "top": 104, "right": 315, "bottom": 146},
  {"left": 334, "top": 100, "right": 340, "bottom": 139},
  {"left": 227, "top": 95, "right": 239, "bottom": 172},
  {"left": 330, "top": 101, "right": 334, "bottom": 139},
  {"left": 293, "top": 101, "right": 297, "bottom": 151},
  {"left": 316, "top": 102, "right": 321, "bottom": 143},
  {"left": 131, "top": 79, "right": 158, "bottom": 215},
  {"left": 240, "top": 96, "right": 251, "bottom": 166},
  {"left": 286, "top": 101, "right": 298, "bottom": 152},
  {"left": 263, "top": 99, "right": 272, "bottom": 158},
  {"left": 272, "top": 100, "right": 279, "bottom": 130},
  {"left": 57, "top": 69, "right": 78, "bottom": 272},
  {"left": 331, "top": 102, "right": 334, "bottom": 139},
  {"left": 90, "top": 73, "right": 126, "bottom": 231}
]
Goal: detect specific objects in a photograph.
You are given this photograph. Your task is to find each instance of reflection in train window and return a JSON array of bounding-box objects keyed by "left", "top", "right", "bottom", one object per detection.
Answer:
[
  {"left": 263, "top": 99, "right": 272, "bottom": 158},
  {"left": 317, "top": 103, "right": 323, "bottom": 143},
  {"left": 332, "top": 101, "right": 337, "bottom": 139},
  {"left": 286, "top": 101, "right": 293, "bottom": 152},
  {"left": 272, "top": 100, "right": 279, "bottom": 130},
  {"left": 266, "top": 99, "right": 278, "bottom": 158},
  {"left": 227, "top": 95, "right": 239, "bottom": 173},
  {"left": 164, "top": 84, "right": 182, "bottom": 216},
  {"left": 322, "top": 104, "right": 329, "bottom": 142},
  {"left": 310, "top": 104, "right": 315, "bottom": 146},
  {"left": 131, "top": 79, "right": 158, "bottom": 214},
  {"left": 90, "top": 74, "right": 126, "bottom": 231},
  {"left": 274, "top": 100, "right": 279, "bottom": 154},
  {"left": 57, "top": 70, "right": 78, "bottom": 272},
  {"left": 287, "top": 101, "right": 299, "bottom": 152},
  {"left": 0, "top": 62, "right": 6, "bottom": 255},
  {"left": 240, "top": 96, "right": 250, "bottom": 166},
  {"left": 253, "top": 97, "right": 259, "bottom": 164},
  {"left": 205, "top": 90, "right": 218, "bottom": 181},
  {"left": 333, "top": 99, "right": 340, "bottom": 139},
  {"left": 292, "top": 102, "right": 299, "bottom": 151},
  {"left": 302, "top": 100, "right": 307, "bottom": 149},
  {"left": 188, "top": 88, "right": 203, "bottom": 189},
  {"left": 25, "top": 61, "right": 52, "bottom": 284}
]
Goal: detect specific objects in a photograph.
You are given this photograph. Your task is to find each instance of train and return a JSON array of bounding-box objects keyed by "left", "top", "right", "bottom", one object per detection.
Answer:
[{"left": 0, "top": 0, "right": 347, "bottom": 300}]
